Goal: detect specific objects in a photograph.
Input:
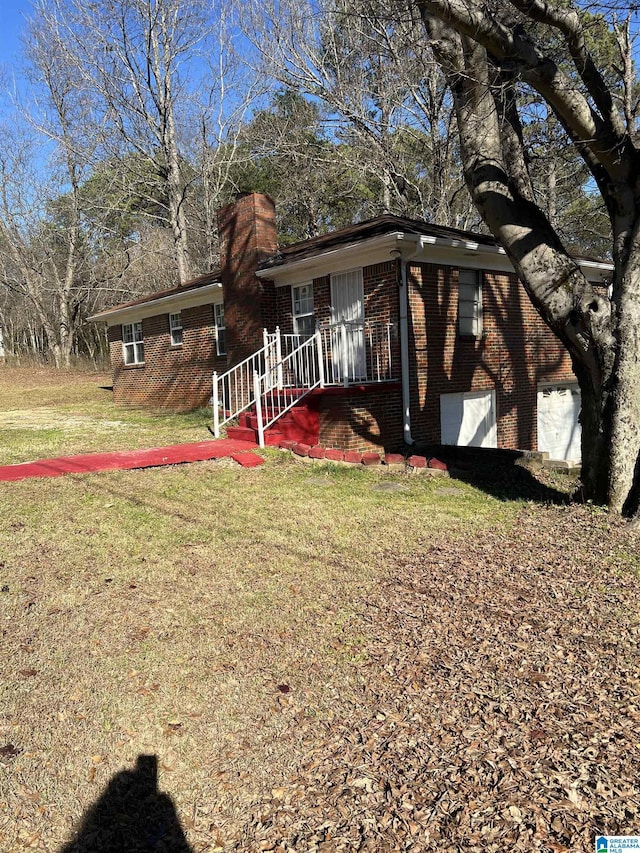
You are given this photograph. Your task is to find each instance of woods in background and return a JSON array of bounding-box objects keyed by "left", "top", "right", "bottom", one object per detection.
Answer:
[{"left": 0, "top": 0, "right": 617, "bottom": 369}]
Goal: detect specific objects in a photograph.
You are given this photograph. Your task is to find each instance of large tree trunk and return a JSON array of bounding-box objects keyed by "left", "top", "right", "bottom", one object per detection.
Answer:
[
  {"left": 608, "top": 242, "right": 640, "bottom": 513},
  {"left": 420, "top": 12, "right": 639, "bottom": 511},
  {"left": 571, "top": 356, "right": 611, "bottom": 505}
]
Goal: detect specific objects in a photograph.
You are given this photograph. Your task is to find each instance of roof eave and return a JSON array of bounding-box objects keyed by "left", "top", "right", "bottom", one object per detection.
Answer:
[
  {"left": 88, "top": 281, "right": 223, "bottom": 325},
  {"left": 257, "top": 228, "right": 613, "bottom": 285},
  {"left": 256, "top": 230, "right": 515, "bottom": 284},
  {"left": 257, "top": 233, "right": 422, "bottom": 285}
]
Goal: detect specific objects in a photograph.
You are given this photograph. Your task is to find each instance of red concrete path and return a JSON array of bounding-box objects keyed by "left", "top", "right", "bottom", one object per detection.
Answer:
[{"left": 0, "top": 439, "right": 263, "bottom": 482}]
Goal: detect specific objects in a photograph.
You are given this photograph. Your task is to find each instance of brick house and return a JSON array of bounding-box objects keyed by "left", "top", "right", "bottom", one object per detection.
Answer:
[{"left": 90, "top": 192, "right": 612, "bottom": 460}]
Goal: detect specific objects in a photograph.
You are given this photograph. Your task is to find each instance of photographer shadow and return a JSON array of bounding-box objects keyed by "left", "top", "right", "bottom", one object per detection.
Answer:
[{"left": 60, "top": 754, "right": 193, "bottom": 853}]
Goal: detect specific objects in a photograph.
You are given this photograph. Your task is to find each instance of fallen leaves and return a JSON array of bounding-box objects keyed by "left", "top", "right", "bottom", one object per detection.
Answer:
[
  {"left": 0, "top": 743, "right": 22, "bottom": 760},
  {"left": 19, "top": 668, "right": 37, "bottom": 678},
  {"left": 233, "top": 505, "right": 640, "bottom": 851}
]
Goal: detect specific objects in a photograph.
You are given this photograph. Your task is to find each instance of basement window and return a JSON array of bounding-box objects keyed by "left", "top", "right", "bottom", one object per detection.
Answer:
[
  {"left": 122, "top": 322, "right": 144, "bottom": 365},
  {"left": 169, "top": 312, "right": 183, "bottom": 346},
  {"left": 214, "top": 303, "right": 226, "bottom": 356},
  {"left": 458, "top": 269, "right": 483, "bottom": 337}
]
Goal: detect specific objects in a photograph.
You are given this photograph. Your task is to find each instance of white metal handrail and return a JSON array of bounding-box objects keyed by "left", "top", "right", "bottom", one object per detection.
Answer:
[
  {"left": 212, "top": 329, "right": 280, "bottom": 437},
  {"left": 316, "top": 320, "right": 396, "bottom": 385},
  {"left": 213, "top": 321, "right": 398, "bottom": 440},
  {"left": 253, "top": 331, "right": 325, "bottom": 447}
]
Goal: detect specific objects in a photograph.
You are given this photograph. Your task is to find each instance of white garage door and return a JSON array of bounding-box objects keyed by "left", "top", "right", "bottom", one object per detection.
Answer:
[
  {"left": 440, "top": 390, "right": 497, "bottom": 448},
  {"left": 537, "top": 384, "right": 581, "bottom": 462}
]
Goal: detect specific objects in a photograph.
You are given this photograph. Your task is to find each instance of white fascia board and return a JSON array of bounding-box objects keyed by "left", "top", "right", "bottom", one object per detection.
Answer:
[
  {"left": 88, "top": 282, "right": 223, "bottom": 326},
  {"left": 256, "top": 233, "right": 422, "bottom": 286},
  {"left": 576, "top": 259, "right": 613, "bottom": 284},
  {"left": 257, "top": 231, "right": 519, "bottom": 285},
  {"left": 415, "top": 237, "right": 613, "bottom": 282},
  {"left": 413, "top": 237, "right": 514, "bottom": 273}
]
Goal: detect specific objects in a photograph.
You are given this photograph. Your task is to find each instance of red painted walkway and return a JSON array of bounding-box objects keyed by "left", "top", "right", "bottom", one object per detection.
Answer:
[{"left": 0, "top": 439, "right": 263, "bottom": 482}]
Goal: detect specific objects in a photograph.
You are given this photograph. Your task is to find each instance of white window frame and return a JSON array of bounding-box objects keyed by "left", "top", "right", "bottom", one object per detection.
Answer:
[
  {"left": 292, "top": 283, "right": 315, "bottom": 338},
  {"left": 214, "top": 303, "right": 226, "bottom": 356},
  {"left": 169, "top": 312, "right": 183, "bottom": 346},
  {"left": 122, "top": 321, "right": 144, "bottom": 365},
  {"left": 458, "top": 269, "right": 483, "bottom": 337}
]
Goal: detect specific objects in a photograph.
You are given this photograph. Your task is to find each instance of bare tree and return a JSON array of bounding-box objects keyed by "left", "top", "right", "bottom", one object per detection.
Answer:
[
  {"left": 0, "top": 15, "right": 97, "bottom": 369},
  {"left": 189, "top": 8, "right": 267, "bottom": 270},
  {"left": 241, "top": 0, "right": 473, "bottom": 224},
  {"left": 35, "top": 0, "right": 218, "bottom": 283}
]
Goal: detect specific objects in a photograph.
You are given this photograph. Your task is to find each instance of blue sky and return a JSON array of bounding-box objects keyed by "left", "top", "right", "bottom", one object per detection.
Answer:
[{"left": 0, "top": 0, "right": 31, "bottom": 66}]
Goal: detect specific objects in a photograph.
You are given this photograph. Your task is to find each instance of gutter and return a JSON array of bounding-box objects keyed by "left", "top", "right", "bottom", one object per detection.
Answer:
[
  {"left": 87, "top": 282, "right": 222, "bottom": 325},
  {"left": 390, "top": 236, "right": 421, "bottom": 447}
]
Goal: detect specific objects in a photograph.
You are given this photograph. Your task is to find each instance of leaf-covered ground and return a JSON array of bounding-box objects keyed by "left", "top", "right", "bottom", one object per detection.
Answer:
[{"left": 234, "top": 505, "right": 640, "bottom": 852}]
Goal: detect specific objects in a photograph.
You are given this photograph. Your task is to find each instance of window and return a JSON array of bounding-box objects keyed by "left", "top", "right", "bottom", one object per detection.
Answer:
[
  {"left": 214, "top": 303, "right": 226, "bottom": 356},
  {"left": 292, "top": 283, "right": 314, "bottom": 337},
  {"left": 169, "top": 312, "right": 183, "bottom": 346},
  {"left": 122, "top": 322, "right": 144, "bottom": 365},
  {"left": 458, "top": 269, "right": 482, "bottom": 336}
]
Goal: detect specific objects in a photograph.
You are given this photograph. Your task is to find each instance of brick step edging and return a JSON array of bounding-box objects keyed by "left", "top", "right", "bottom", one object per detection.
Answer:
[{"left": 278, "top": 442, "right": 448, "bottom": 475}]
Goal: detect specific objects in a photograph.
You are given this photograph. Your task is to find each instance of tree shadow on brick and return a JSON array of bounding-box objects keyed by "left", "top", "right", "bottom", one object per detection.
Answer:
[
  {"left": 59, "top": 754, "right": 193, "bottom": 853},
  {"left": 405, "top": 263, "right": 568, "bottom": 454},
  {"left": 338, "top": 258, "right": 577, "bottom": 506}
]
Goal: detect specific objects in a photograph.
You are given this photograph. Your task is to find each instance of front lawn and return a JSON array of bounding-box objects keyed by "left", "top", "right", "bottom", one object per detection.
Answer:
[
  {"left": 0, "top": 367, "right": 638, "bottom": 852},
  {"left": 0, "top": 366, "right": 212, "bottom": 465}
]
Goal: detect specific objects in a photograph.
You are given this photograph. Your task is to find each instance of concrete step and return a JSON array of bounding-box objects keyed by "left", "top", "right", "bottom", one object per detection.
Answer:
[
  {"left": 263, "top": 431, "right": 283, "bottom": 447},
  {"left": 228, "top": 396, "right": 320, "bottom": 446},
  {"left": 244, "top": 410, "right": 303, "bottom": 431}
]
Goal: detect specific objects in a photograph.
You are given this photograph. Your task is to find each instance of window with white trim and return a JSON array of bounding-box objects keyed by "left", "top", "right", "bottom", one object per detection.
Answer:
[
  {"left": 169, "top": 312, "right": 183, "bottom": 346},
  {"left": 292, "top": 283, "right": 314, "bottom": 338},
  {"left": 214, "top": 303, "right": 226, "bottom": 356},
  {"left": 458, "top": 269, "right": 483, "bottom": 337},
  {"left": 122, "top": 321, "right": 144, "bottom": 365}
]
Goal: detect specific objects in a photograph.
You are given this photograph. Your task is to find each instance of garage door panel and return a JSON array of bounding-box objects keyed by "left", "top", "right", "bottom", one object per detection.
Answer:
[{"left": 537, "top": 385, "right": 581, "bottom": 461}]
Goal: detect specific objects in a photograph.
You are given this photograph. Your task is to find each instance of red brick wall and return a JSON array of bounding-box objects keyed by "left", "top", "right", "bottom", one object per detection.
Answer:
[
  {"left": 109, "top": 304, "right": 226, "bottom": 410},
  {"left": 272, "top": 262, "right": 402, "bottom": 452},
  {"left": 273, "top": 262, "right": 399, "bottom": 334},
  {"left": 407, "top": 263, "right": 576, "bottom": 451},
  {"left": 218, "top": 193, "right": 278, "bottom": 366},
  {"left": 310, "top": 386, "right": 404, "bottom": 453}
]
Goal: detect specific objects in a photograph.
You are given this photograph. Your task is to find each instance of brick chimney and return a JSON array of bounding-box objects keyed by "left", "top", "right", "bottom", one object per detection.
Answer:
[{"left": 217, "top": 192, "right": 278, "bottom": 366}]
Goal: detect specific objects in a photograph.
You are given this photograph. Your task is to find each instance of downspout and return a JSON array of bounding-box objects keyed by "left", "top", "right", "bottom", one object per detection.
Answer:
[{"left": 391, "top": 238, "right": 421, "bottom": 448}]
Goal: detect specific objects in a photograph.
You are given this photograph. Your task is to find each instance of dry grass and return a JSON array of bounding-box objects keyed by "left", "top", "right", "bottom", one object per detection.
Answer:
[
  {"left": 0, "top": 461, "right": 501, "bottom": 852},
  {"left": 0, "top": 366, "right": 211, "bottom": 465}
]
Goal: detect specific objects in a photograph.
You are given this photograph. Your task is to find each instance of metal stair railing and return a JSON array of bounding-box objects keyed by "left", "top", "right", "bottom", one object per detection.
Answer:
[
  {"left": 253, "top": 331, "right": 325, "bottom": 447},
  {"left": 212, "top": 329, "right": 280, "bottom": 437},
  {"left": 213, "top": 320, "right": 397, "bottom": 442}
]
